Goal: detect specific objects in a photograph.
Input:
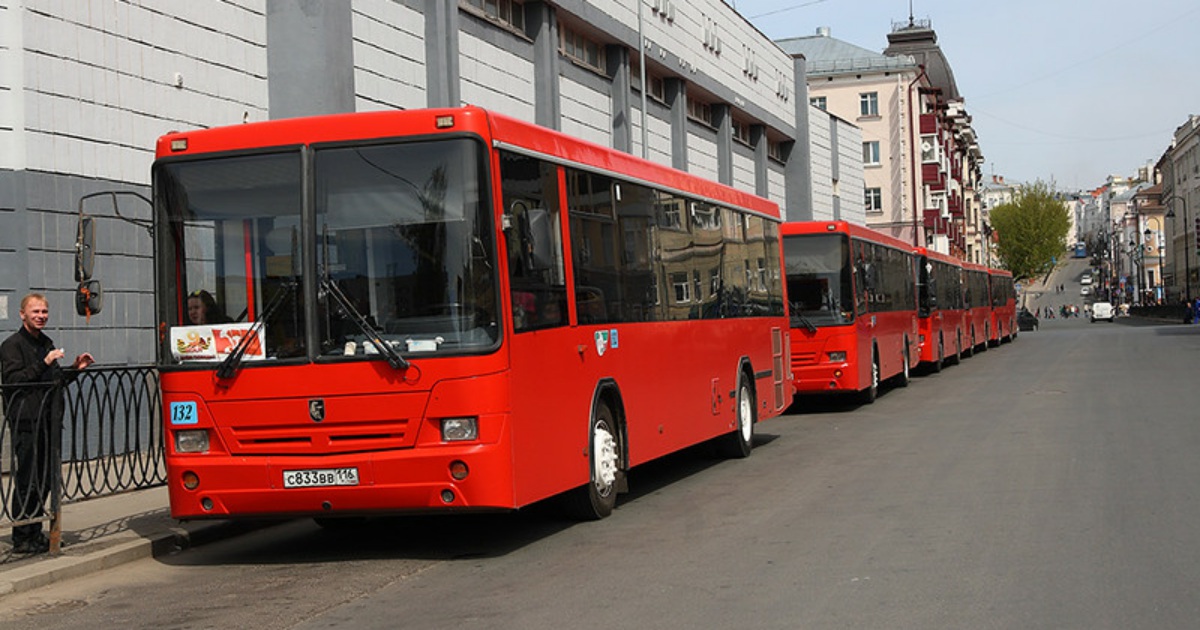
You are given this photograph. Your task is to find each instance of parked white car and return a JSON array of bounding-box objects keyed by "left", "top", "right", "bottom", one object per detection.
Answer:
[
  {"left": 1081, "top": 273, "right": 1093, "bottom": 285},
  {"left": 1090, "top": 301, "right": 1114, "bottom": 322}
]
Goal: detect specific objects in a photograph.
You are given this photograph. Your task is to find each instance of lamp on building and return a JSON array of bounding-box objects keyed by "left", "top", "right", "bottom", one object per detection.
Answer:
[{"left": 1164, "top": 193, "right": 1191, "bottom": 302}]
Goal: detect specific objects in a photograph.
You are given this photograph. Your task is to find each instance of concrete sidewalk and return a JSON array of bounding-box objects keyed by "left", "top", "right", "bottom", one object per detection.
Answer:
[{"left": 0, "top": 486, "right": 267, "bottom": 596}]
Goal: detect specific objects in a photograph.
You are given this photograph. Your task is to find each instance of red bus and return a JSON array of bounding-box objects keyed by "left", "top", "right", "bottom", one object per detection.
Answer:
[
  {"left": 152, "top": 106, "right": 791, "bottom": 522},
  {"left": 961, "top": 261, "right": 992, "bottom": 356},
  {"left": 914, "top": 247, "right": 965, "bottom": 371},
  {"left": 988, "top": 267, "right": 1017, "bottom": 344},
  {"left": 782, "top": 221, "right": 918, "bottom": 403}
]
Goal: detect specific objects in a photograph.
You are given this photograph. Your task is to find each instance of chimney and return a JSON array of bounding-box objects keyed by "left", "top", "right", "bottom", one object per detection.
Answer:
[{"left": 816, "top": 26, "right": 830, "bottom": 37}]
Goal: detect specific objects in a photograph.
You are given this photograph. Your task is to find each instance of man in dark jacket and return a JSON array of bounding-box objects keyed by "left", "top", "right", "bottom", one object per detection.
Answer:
[{"left": 1, "top": 293, "right": 93, "bottom": 554}]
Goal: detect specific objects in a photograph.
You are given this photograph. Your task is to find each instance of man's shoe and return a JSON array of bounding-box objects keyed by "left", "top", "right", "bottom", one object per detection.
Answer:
[{"left": 13, "top": 533, "right": 50, "bottom": 554}]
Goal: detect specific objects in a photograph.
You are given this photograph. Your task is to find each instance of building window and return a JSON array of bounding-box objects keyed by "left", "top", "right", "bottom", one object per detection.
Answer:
[
  {"left": 688, "top": 98, "right": 713, "bottom": 127},
  {"left": 920, "top": 135, "right": 938, "bottom": 164},
  {"left": 732, "top": 118, "right": 752, "bottom": 145},
  {"left": 862, "top": 141, "right": 881, "bottom": 166},
  {"left": 865, "top": 188, "right": 883, "bottom": 213},
  {"left": 672, "top": 272, "right": 692, "bottom": 303},
  {"left": 560, "top": 23, "right": 604, "bottom": 73},
  {"left": 859, "top": 92, "right": 879, "bottom": 117},
  {"left": 810, "top": 96, "right": 827, "bottom": 110},
  {"left": 768, "top": 138, "right": 785, "bottom": 162},
  {"left": 461, "top": 0, "right": 525, "bottom": 31}
]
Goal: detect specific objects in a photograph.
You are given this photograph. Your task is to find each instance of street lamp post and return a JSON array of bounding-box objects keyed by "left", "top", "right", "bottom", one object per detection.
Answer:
[{"left": 1164, "top": 193, "right": 1191, "bottom": 303}]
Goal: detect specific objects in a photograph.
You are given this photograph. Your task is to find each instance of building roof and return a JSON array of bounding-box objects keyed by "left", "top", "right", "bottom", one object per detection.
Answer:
[
  {"left": 883, "top": 20, "right": 960, "bottom": 100},
  {"left": 776, "top": 29, "right": 918, "bottom": 76}
]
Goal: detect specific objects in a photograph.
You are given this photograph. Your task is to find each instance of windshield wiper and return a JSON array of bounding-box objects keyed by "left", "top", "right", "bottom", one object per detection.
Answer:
[
  {"left": 320, "top": 277, "right": 409, "bottom": 370},
  {"left": 790, "top": 302, "right": 818, "bottom": 332},
  {"left": 216, "top": 280, "right": 296, "bottom": 380}
]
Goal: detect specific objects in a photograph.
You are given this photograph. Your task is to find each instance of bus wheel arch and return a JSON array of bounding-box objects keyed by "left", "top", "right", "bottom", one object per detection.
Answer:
[
  {"left": 716, "top": 360, "right": 756, "bottom": 458},
  {"left": 859, "top": 344, "right": 880, "bottom": 404},
  {"left": 565, "top": 380, "right": 628, "bottom": 520},
  {"left": 897, "top": 338, "right": 911, "bottom": 387}
]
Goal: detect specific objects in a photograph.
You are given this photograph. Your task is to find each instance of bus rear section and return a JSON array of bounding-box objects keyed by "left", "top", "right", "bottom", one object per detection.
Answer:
[
  {"left": 153, "top": 106, "right": 790, "bottom": 522},
  {"left": 784, "top": 222, "right": 918, "bottom": 403},
  {"left": 915, "top": 247, "right": 965, "bottom": 370}
]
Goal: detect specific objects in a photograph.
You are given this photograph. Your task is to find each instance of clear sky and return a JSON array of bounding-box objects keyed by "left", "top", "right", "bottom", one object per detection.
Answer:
[{"left": 735, "top": 0, "right": 1200, "bottom": 192}]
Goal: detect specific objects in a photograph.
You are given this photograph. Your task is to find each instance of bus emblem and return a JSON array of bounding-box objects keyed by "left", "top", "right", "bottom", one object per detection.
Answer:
[
  {"left": 309, "top": 399, "right": 326, "bottom": 422},
  {"left": 594, "top": 330, "right": 609, "bottom": 356}
]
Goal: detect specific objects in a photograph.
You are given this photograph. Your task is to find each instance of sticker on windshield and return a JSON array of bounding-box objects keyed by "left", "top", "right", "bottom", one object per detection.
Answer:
[{"left": 170, "top": 324, "right": 266, "bottom": 362}]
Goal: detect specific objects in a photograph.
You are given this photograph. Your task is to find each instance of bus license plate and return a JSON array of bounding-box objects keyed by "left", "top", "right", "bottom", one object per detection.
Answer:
[{"left": 282, "top": 467, "right": 359, "bottom": 489}]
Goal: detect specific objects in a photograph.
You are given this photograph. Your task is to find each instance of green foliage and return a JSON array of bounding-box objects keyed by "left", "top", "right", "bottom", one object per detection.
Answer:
[{"left": 989, "top": 180, "right": 1071, "bottom": 281}]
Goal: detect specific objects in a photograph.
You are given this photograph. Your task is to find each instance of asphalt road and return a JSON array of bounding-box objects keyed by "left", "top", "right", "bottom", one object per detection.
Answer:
[{"left": 3, "top": 316, "right": 1200, "bottom": 629}]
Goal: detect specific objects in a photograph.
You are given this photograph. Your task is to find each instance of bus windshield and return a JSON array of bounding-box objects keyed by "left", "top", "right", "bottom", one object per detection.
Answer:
[
  {"left": 313, "top": 138, "right": 498, "bottom": 358},
  {"left": 154, "top": 137, "right": 499, "bottom": 368},
  {"left": 783, "top": 233, "right": 853, "bottom": 327}
]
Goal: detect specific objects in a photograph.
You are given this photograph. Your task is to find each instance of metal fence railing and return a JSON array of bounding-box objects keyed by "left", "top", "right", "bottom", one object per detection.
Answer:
[{"left": 2, "top": 366, "right": 165, "bottom": 555}]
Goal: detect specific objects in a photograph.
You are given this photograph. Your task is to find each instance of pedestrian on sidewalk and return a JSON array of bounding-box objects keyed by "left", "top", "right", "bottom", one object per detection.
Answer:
[{"left": 1, "top": 293, "right": 95, "bottom": 554}]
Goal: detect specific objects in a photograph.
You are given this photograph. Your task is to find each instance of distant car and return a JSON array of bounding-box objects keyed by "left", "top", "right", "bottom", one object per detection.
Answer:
[
  {"left": 1091, "top": 301, "right": 1114, "bottom": 322},
  {"left": 1081, "top": 273, "right": 1093, "bottom": 285},
  {"left": 1080, "top": 286, "right": 1091, "bottom": 296},
  {"left": 1017, "top": 308, "right": 1039, "bottom": 331}
]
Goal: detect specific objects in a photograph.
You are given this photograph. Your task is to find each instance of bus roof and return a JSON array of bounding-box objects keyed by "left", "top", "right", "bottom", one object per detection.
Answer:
[
  {"left": 156, "top": 106, "right": 779, "bottom": 219},
  {"left": 781, "top": 220, "right": 915, "bottom": 251}
]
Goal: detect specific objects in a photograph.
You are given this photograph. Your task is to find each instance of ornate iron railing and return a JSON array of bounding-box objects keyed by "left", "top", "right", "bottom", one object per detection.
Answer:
[{"left": 2, "top": 366, "right": 165, "bottom": 553}]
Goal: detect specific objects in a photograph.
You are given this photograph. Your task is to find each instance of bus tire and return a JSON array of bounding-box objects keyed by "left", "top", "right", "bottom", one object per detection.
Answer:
[
  {"left": 931, "top": 336, "right": 944, "bottom": 373},
  {"left": 859, "top": 350, "right": 879, "bottom": 404},
  {"left": 964, "top": 331, "right": 975, "bottom": 358},
  {"left": 564, "top": 403, "right": 622, "bottom": 520},
  {"left": 897, "top": 344, "right": 911, "bottom": 387},
  {"left": 717, "top": 374, "right": 755, "bottom": 459}
]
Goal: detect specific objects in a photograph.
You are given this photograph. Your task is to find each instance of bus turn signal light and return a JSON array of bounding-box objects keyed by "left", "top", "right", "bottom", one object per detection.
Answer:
[{"left": 182, "top": 471, "right": 200, "bottom": 490}]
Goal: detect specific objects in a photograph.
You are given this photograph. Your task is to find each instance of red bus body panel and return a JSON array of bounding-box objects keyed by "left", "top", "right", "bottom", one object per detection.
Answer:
[
  {"left": 783, "top": 221, "right": 917, "bottom": 397},
  {"left": 157, "top": 107, "right": 791, "bottom": 519},
  {"left": 915, "top": 247, "right": 966, "bottom": 364},
  {"left": 989, "top": 268, "right": 1017, "bottom": 342},
  {"left": 962, "top": 261, "right": 992, "bottom": 351}
]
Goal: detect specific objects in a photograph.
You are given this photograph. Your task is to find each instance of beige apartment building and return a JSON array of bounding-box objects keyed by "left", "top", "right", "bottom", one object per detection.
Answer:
[{"left": 778, "top": 21, "right": 983, "bottom": 260}]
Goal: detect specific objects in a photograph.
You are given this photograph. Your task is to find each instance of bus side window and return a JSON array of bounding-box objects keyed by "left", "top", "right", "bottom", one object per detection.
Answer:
[{"left": 500, "top": 151, "right": 566, "bottom": 332}]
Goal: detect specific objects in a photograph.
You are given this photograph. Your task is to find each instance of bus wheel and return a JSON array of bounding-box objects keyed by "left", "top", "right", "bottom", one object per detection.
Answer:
[
  {"left": 932, "top": 337, "right": 944, "bottom": 373},
  {"left": 859, "top": 351, "right": 879, "bottom": 404},
  {"left": 565, "top": 404, "right": 621, "bottom": 520},
  {"left": 717, "top": 376, "right": 755, "bottom": 458},
  {"left": 897, "top": 346, "right": 911, "bottom": 387},
  {"left": 964, "top": 332, "right": 975, "bottom": 358}
]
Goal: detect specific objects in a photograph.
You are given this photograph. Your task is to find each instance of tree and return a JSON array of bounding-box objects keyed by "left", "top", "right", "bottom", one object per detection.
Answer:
[{"left": 988, "top": 180, "right": 1071, "bottom": 281}]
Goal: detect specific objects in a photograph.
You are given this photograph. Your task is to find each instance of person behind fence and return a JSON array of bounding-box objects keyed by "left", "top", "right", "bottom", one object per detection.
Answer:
[{"left": 0, "top": 293, "right": 95, "bottom": 554}]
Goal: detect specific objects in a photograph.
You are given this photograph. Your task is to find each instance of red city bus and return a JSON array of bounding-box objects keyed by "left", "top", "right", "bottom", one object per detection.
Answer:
[
  {"left": 152, "top": 106, "right": 791, "bottom": 522},
  {"left": 988, "top": 267, "right": 1017, "bottom": 344},
  {"left": 782, "top": 221, "right": 918, "bottom": 403},
  {"left": 914, "top": 247, "right": 965, "bottom": 371},
  {"left": 961, "top": 261, "right": 992, "bottom": 356}
]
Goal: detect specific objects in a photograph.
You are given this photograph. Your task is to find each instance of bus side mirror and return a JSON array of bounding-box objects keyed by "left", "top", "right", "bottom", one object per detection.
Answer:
[
  {"left": 76, "top": 280, "right": 103, "bottom": 317},
  {"left": 75, "top": 216, "right": 95, "bottom": 281}
]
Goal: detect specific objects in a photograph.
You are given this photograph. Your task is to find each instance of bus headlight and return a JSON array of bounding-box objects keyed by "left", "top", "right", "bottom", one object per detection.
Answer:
[
  {"left": 827, "top": 351, "right": 846, "bottom": 363},
  {"left": 441, "top": 417, "right": 478, "bottom": 442},
  {"left": 175, "top": 429, "right": 210, "bottom": 453}
]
